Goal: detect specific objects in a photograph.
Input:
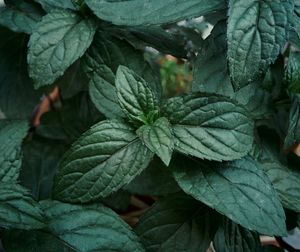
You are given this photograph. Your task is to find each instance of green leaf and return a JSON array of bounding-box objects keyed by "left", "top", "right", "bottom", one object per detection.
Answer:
[
  {"left": 84, "top": 33, "right": 161, "bottom": 119},
  {"left": 116, "top": 66, "right": 159, "bottom": 124},
  {"left": 0, "top": 183, "right": 45, "bottom": 230},
  {"left": 227, "top": 0, "right": 290, "bottom": 89},
  {"left": 135, "top": 193, "right": 219, "bottom": 252},
  {"left": 20, "top": 137, "right": 68, "bottom": 200},
  {"left": 284, "top": 95, "right": 300, "bottom": 149},
  {"left": 126, "top": 157, "right": 180, "bottom": 196},
  {"left": 0, "top": 27, "right": 42, "bottom": 119},
  {"left": 285, "top": 51, "right": 300, "bottom": 93},
  {"left": 192, "top": 21, "right": 234, "bottom": 97},
  {"left": 41, "top": 200, "right": 145, "bottom": 252},
  {"left": 0, "top": 120, "right": 28, "bottom": 182},
  {"left": 213, "top": 218, "right": 261, "bottom": 252},
  {"left": 1, "top": 230, "right": 75, "bottom": 252},
  {"left": 36, "top": 0, "right": 76, "bottom": 12},
  {"left": 172, "top": 156, "right": 286, "bottom": 236},
  {"left": 162, "top": 93, "right": 254, "bottom": 161},
  {"left": 85, "top": 0, "right": 226, "bottom": 26},
  {"left": 0, "top": 5, "right": 41, "bottom": 34},
  {"left": 28, "top": 10, "right": 96, "bottom": 88},
  {"left": 137, "top": 117, "right": 174, "bottom": 166},
  {"left": 261, "top": 161, "right": 300, "bottom": 213},
  {"left": 53, "top": 120, "right": 154, "bottom": 202}
]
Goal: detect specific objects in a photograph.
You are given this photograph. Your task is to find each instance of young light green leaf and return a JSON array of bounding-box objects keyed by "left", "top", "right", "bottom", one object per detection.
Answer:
[
  {"left": 162, "top": 93, "right": 254, "bottom": 161},
  {"left": 85, "top": 0, "right": 226, "bottom": 26},
  {"left": 0, "top": 6, "right": 40, "bottom": 34},
  {"left": 135, "top": 193, "right": 219, "bottom": 252},
  {"left": 137, "top": 117, "right": 174, "bottom": 166},
  {"left": 284, "top": 95, "right": 300, "bottom": 149},
  {"left": 228, "top": 0, "right": 290, "bottom": 89},
  {"left": 213, "top": 218, "right": 261, "bottom": 252},
  {"left": 53, "top": 120, "right": 154, "bottom": 203},
  {"left": 36, "top": 0, "right": 76, "bottom": 12},
  {"left": 41, "top": 200, "right": 145, "bottom": 252},
  {"left": 0, "top": 120, "right": 28, "bottom": 182},
  {"left": 116, "top": 65, "right": 159, "bottom": 124},
  {"left": 0, "top": 183, "right": 45, "bottom": 230},
  {"left": 172, "top": 156, "right": 286, "bottom": 236},
  {"left": 28, "top": 10, "right": 96, "bottom": 88}
]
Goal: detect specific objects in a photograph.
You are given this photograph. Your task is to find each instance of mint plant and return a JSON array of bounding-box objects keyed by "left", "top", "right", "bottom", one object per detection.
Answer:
[{"left": 1, "top": 0, "right": 300, "bottom": 251}]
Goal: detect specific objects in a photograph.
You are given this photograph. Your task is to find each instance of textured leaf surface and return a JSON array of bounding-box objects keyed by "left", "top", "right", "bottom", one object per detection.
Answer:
[
  {"left": 213, "top": 218, "right": 260, "bottom": 252},
  {"left": 0, "top": 183, "right": 45, "bottom": 230},
  {"left": 0, "top": 6, "right": 40, "bottom": 34},
  {"left": 0, "top": 27, "right": 42, "bottom": 119},
  {"left": 85, "top": 33, "right": 160, "bottom": 119},
  {"left": 28, "top": 10, "right": 96, "bottom": 87},
  {"left": 137, "top": 117, "right": 174, "bottom": 165},
  {"left": 172, "top": 156, "right": 286, "bottom": 235},
  {"left": 162, "top": 93, "right": 253, "bottom": 161},
  {"left": 228, "top": 0, "right": 290, "bottom": 89},
  {"left": 1, "top": 230, "right": 75, "bottom": 252},
  {"left": 36, "top": 0, "right": 76, "bottom": 12},
  {"left": 262, "top": 161, "right": 300, "bottom": 213},
  {"left": 116, "top": 66, "right": 159, "bottom": 123},
  {"left": 285, "top": 51, "right": 300, "bottom": 92},
  {"left": 41, "top": 200, "right": 144, "bottom": 252},
  {"left": 85, "top": 0, "right": 226, "bottom": 26},
  {"left": 136, "top": 193, "right": 218, "bottom": 252},
  {"left": 0, "top": 120, "right": 28, "bottom": 182},
  {"left": 54, "top": 120, "right": 153, "bottom": 202},
  {"left": 193, "top": 21, "right": 234, "bottom": 96}
]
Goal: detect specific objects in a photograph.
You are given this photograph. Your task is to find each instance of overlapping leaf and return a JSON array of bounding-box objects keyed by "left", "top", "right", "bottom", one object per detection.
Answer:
[
  {"left": 162, "top": 93, "right": 254, "bottom": 161},
  {"left": 172, "top": 156, "right": 286, "bottom": 235},
  {"left": 53, "top": 120, "right": 153, "bottom": 202}
]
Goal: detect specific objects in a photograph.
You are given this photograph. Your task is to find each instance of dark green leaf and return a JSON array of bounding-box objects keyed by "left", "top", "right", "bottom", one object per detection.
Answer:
[
  {"left": 192, "top": 21, "right": 234, "bottom": 96},
  {"left": 213, "top": 218, "right": 260, "bottom": 252},
  {"left": 0, "top": 120, "right": 28, "bottom": 182},
  {"left": 41, "top": 200, "right": 145, "bottom": 252},
  {"left": 0, "top": 27, "right": 42, "bottom": 119},
  {"left": 53, "top": 120, "right": 154, "bottom": 202},
  {"left": 84, "top": 33, "right": 161, "bottom": 118},
  {"left": 227, "top": 0, "right": 290, "bottom": 89},
  {"left": 20, "top": 137, "right": 68, "bottom": 200},
  {"left": 285, "top": 51, "right": 300, "bottom": 93},
  {"left": 172, "top": 156, "right": 286, "bottom": 236},
  {"left": 37, "top": 92, "right": 103, "bottom": 143},
  {"left": 36, "top": 0, "right": 76, "bottom": 12},
  {"left": 284, "top": 95, "right": 300, "bottom": 149},
  {"left": 136, "top": 193, "right": 219, "bottom": 252},
  {"left": 0, "top": 5, "right": 41, "bottom": 34},
  {"left": 162, "top": 93, "right": 254, "bottom": 161},
  {"left": 85, "top": 0, "right": 226, "bottom": 26},
  {"left": 137, "top": 117, "right": 174, "bottom": 166},
  {"left": 28, "top": 10, "right": 96, "bottom": 87},
  {"left": 0, "top": 183, "right": 45, "bottom": 230},
  {"left": 1, "top": 230, "right": 75, "bottom": 252},
  {"left": 116, "top": 66, "right": 159, "bottom": 124}
]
